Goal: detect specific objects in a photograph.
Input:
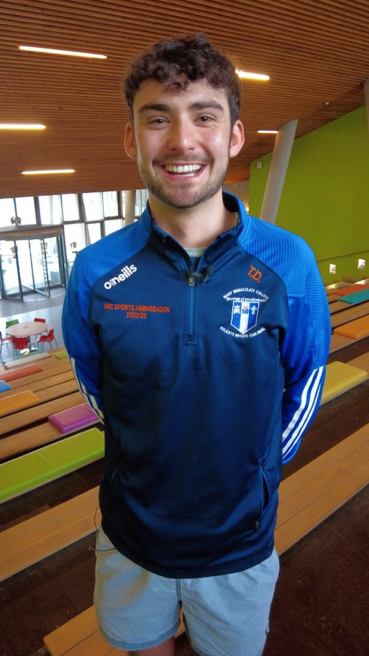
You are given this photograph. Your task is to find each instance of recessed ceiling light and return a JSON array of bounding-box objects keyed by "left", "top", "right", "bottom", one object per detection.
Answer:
[
  {"left": 0, "top": 124, "right": 46, "bottom": 130},
  {"left": 236, "top": 70, "right": 269, "bottom": 81},
  {"left": 22, "top": 169, "right": 75, "bottom": 175},
  {"left": 19, "top": 46, "right": 106, "bottom": 59},
  {"left": 258, "top": 130, "right": 278, "bottom": 134}
]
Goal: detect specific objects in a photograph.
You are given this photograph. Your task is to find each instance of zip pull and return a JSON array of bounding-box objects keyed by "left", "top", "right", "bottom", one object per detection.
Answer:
[
  {"left": 193, "top": 266, "right": 214, "bottom": 286},
  {"left": 188, "top": 267, "right": 195, "bottom": 286}
]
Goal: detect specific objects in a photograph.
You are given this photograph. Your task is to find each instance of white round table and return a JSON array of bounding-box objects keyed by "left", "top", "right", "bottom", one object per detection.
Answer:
[{"left": 6, "top": 321, "right": 49, "bottom": 338}]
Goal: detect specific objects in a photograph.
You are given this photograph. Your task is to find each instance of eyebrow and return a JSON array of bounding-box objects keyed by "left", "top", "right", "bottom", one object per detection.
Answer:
[{"left": 138, "top": 101, "right": 225, "bottom": 114}]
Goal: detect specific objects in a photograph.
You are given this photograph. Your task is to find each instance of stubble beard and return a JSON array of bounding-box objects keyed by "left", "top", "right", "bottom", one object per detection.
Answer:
[{"left": 137, "top": 158, "right": 229, "bottom": 210}]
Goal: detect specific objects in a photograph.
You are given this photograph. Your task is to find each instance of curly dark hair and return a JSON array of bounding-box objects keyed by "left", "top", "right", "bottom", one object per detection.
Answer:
[{"left": 123, "top": 34, "right": 241, "bottom": 126}]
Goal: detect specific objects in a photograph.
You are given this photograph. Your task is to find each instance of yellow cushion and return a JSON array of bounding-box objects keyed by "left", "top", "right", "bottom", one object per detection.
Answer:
[
  {"left": 321, "top": 361, "right": 367, "bottom": 403},
  {"left": 0, "top": 390, "right": 39, "bottom": 416},
  {"left": 333, "top": 315, "right": 369, "bottom": 340}
]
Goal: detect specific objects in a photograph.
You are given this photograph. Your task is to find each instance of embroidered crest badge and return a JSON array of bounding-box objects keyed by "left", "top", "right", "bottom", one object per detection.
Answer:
[{"left": 230, "top": 301, "right": 259, "bottom": 334}]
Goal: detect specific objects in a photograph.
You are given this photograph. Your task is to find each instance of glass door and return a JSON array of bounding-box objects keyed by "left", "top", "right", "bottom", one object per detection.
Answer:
[
  {"left": 0, "top": 231, "right": 66, "bottom": 299},
  {"left": 0, "top": 240, "right": 22, "bottom": 298}
]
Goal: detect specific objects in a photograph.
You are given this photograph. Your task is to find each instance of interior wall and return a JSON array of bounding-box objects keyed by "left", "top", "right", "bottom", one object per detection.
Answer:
[{"left": 249, "top": 107, "right": 369, "bottom": 284}]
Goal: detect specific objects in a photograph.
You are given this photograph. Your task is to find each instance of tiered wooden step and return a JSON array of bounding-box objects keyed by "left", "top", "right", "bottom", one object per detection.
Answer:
[{"left": 42, "top": 422, "right": 369, "bottom": 656}]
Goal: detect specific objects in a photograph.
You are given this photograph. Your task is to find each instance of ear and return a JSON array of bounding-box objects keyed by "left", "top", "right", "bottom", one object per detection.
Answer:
[
  {"left": 124, "top": 123, "right": 137, "bottom": 159},
  {"left": 229, "top": 120, "right": 245, "bottom": 159}
]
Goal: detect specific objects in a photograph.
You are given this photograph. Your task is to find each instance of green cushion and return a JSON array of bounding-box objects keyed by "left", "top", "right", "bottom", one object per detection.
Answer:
[
  {"left": 54, "top": 350, "right": 69, "bottom": 359},
  {"left": 340, "top": 289, "right": 369, "bottom": 304},
  {"left": 0, "top": 427, "right": 104, "bottom": 502},
  {"left": 321, "top": 361, "right": 367, "bottom": 403}
]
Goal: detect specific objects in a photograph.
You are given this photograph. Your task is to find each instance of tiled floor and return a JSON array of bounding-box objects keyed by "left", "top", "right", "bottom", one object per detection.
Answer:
[{"left": 0, "top": 305, "right": 369, "bottom": 655}]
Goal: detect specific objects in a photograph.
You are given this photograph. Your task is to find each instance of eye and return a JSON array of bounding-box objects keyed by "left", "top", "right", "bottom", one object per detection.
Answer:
[{"left": 148, "top": 117, "right": 167, "bottom": 125}]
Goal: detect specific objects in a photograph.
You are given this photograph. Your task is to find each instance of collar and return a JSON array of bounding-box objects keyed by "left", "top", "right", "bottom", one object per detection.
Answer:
[{"left": 139, "top": 191, "right": 250, "bottom": 240}]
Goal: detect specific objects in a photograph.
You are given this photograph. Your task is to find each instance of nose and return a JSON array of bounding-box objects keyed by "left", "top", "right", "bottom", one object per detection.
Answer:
[{"left": 167, "top": 118, "right": 195, "bottom": 152}]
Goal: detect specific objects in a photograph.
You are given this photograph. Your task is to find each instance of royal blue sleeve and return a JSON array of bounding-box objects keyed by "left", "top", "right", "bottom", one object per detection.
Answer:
[
  {"left": 62, "top": 255, "right": 105, "bottom": 422},
  {"left": 280, "top": 250, "right": 331, "bottom": 462}
]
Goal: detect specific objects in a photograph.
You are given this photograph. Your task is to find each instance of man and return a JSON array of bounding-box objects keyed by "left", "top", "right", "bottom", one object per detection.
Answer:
[{"left": 63, "top": 34, "right": 331, "bottom": 656}]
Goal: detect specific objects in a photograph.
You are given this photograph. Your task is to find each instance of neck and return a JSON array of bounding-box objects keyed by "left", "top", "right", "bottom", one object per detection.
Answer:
[{"left": 148, "top": 190, "right": 235, "bottom": 248}]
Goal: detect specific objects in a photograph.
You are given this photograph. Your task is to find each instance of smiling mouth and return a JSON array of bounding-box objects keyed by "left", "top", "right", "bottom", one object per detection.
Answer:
[{"left": 163, "top": 163, "right": 203, "bottom": 175}]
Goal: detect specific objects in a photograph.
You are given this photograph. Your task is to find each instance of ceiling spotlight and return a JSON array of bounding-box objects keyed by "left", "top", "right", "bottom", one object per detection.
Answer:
[
  {"left": 236, "top": 70, "right": 269, "bottom": 81},
  {"left": 22, "top": 169, "right": 75, "bottom": 175},
  {"left": 0, "top": 124, "right": 45, "bottom": 130},
  {"left": 19, "top": 46, "right": 107, "bottom": 59}
]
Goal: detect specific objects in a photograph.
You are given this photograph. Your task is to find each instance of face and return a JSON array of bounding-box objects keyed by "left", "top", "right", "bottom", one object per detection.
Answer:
[{"left": 124, "top": 79, "right": 244, "bottom": 211}]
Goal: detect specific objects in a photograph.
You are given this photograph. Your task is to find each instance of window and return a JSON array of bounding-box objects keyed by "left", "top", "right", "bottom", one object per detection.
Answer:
[
  {"left": 86, "top": 222, "right": 102, "bottom": 244},
  {"left": 103, "top": 191, "right": 118, "bottom": 217},
  {"left": 62, "top": 194, "right": 80, "bottom": 222},
  {"left": 83, "top": 192, "right": 103, "bottom": 222},
  {"left": 105, "top": 219, "right": 123, "bottom": 235},
  {"left": 39, "top": 195, "right": 62, "bottom": 225},
  {"left": 15, "top": 197, "right": 36, "bottom": 225},
  {"left": 136, "top": 189, "right": 149, "bottom": 215},
  {"left": 0, "top": 198, "right": 15, "bottom": 228},
  {"left": 121, "top": 189, "right": 148, "bottom": 219},
  {"left": 64, "top": 223, "right": 86, "bottom": 262}
]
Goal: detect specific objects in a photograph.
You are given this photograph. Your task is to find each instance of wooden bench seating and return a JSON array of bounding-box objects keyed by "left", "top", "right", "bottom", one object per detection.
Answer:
[
  {"left": 0, "top": 427, "right": 104, "bottom": 503},
  {"left": 0, "top": 352, "right": 97, "bottom": 460},
  {"left": 42, "top": 422, "right": 369, "bottom": 656},
  {"left": 0, "top": 486, "right": 100, "bottom": 582},
  {"left": 330, "top": 301, "right": 369, "bottom": 329},
  {"left": 274, "top": 421, "right": 369, "bottom": 552},
  {"left": 0, "top": 396, "right": 98, "bottom": 462},
  {"left": 0, "top": 338, "right": 367, "bottom": 654},
  {"left": 0, "top": 353, "right": 367, "bottom": 580},
  {"left": 329, "top": 332, "right": 354, "bottom": 352},
  {"left": 0, "top": 384, "right": 83, "bottom": 437},
  {"left": 0, "top": 358, "right": 73, "bottom": 390},
  {"left": 329, "top": 298, "right": 356, "bottom": 314}
]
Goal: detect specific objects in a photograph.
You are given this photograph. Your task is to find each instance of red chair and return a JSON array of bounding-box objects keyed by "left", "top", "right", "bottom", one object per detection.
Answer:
[
  {"left": 33, "top": 317, "right": 47, "bottom": 341},
  {"left": 37, "top": 328, "right": 58, "bottom": 349},
  {"left": 0, "top": 330, "right": 14, "bottom": 356},
  {"left": 34, "top": 318, "right": 46, "bottom": 330},
  {"left": 12, "top": 336, "right": 30, "bottom": 354}
]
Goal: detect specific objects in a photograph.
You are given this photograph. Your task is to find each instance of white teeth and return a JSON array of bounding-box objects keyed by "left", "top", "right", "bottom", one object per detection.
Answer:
[{"left": 164, "top": 164, "right": 202, "bottom": 173}]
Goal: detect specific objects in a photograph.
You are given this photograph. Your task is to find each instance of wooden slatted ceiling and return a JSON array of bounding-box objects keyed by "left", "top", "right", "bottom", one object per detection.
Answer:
[{"left": 1, "top": 0, "right": 369, "bottom": 198}]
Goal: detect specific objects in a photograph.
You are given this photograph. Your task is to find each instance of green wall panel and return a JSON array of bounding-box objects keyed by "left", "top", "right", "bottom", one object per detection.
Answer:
[{"left": 249, "top": 107, "right": 369, "bottom": 281}]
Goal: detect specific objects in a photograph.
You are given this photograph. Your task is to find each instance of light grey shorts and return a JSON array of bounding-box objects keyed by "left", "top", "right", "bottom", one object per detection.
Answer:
[{"left": 94, "top": 528, "right": 279, "bottom": 656}]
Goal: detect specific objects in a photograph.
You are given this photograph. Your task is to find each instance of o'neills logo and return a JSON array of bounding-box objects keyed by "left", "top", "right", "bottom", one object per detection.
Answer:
[{"left": 104, "top": 264, "right": 137, "bottom": 290}]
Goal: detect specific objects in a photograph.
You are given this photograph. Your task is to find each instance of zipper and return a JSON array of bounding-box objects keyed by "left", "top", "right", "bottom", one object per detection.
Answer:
[{"left": 187, "top": 265, "right": 196, "bottom": 341}]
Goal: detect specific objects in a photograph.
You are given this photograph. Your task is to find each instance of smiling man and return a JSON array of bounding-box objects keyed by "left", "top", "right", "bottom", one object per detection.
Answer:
[{"left": 63, "top": 34, "right": 331, "bottom": 656}]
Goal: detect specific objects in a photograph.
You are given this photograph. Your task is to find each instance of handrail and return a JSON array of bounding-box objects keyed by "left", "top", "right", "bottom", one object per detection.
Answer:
[{"left": 317, "top": 248, "right": 369, "bottom": 263}]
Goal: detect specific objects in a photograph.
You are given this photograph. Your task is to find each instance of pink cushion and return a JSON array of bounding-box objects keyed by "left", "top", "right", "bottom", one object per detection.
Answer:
[{"left": 48, "top": 403, "right": 99, "bottom": 433}]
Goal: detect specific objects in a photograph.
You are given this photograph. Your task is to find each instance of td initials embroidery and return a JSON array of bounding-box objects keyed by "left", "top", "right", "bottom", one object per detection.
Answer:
[{"left": 248, "top": 266, "right": 262, "bottom": 282}]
